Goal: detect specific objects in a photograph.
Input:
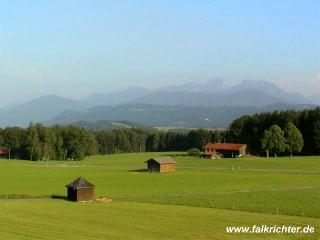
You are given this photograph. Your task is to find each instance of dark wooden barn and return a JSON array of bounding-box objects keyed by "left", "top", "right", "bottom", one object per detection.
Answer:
[
  {"left": 203, "top": 143, "right": 247, "bottom": 158},
  {"left": 65, "top": 176, "right": 95, "bottom": 202},
  {"left": 146, "top": 157, "right": 176, "bottom": 173}
]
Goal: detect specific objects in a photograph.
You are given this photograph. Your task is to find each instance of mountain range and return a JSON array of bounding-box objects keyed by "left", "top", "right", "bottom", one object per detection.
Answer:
[{"left": 0, "top": 79, "right": 318, "bottom": 128}]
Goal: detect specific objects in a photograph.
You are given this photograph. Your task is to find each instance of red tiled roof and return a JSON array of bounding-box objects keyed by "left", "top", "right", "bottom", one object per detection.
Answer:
[{"left": 204, "top": 143, "right": 247, "bottom": 151}]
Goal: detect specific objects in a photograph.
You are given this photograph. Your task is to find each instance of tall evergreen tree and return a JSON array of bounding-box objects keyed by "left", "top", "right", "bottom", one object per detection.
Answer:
[{"left": 313, "top": 120, "right": 320, "bottom": 154}]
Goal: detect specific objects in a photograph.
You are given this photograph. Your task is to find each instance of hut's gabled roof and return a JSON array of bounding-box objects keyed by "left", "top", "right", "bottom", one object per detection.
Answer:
[
  {"left": 146, "top": 157, "right": 176, "bottom": 164},
  {"left": 65, "top": 176, "right": 95, "bottom": 189}
]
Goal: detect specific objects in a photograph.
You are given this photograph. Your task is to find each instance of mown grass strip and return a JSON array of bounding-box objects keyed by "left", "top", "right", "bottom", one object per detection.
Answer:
[{"left": 111, "top": 188, "right": 320, "bottom": 218}]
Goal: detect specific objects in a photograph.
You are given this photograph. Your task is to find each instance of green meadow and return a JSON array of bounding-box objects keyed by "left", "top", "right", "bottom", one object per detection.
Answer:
[{"left": 0, "top": 153, "right": 319, "bottom": 239}]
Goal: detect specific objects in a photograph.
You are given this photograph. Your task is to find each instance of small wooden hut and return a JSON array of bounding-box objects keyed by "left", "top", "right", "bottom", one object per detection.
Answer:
[
  {"left": 146, "top": 157, "right": 176, "bottom": 173},
  {"left": 65, "top": 176, "right": 95, "bottom": 202},
  {"left": 203, "top": 143, "right": 247, "bottom": 158}
]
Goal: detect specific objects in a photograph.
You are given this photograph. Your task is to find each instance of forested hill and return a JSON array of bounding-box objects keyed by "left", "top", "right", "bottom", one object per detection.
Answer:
[{"left": 46, "top": 103, "right": 315, "bottom": 129}]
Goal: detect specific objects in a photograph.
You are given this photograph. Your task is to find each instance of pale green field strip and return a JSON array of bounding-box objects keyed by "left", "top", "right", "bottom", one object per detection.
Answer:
[
  {"left": 0, "top": 200, "right": 318, "bottom": 240},
  {"left": 178, "top": 166, "right": 320, "bottom": 173},
  {"left": 114, "top": 188, "right": 320, "bottom": 218},
  {"left": 112, "top": 186, "right": 320, "bottom": 197},
  {"left": 24, "top": 163, "right": 320, "bottom": 174}
]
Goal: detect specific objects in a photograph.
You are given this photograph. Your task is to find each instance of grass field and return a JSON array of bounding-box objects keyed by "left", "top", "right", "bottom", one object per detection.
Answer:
[{"left": 0, "top": 153, "right": 319, "bottom": 239}]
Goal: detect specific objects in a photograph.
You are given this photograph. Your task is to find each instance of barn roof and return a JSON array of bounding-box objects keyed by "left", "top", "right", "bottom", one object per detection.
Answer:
[
  {"left": 65, "top": 176, "right": 95, "bottom": 189},
  {"left": 204, "top": 143, "right": 247, "bottom": 151},
  {"left": 146, "top": 157, "right": 176, "bottom": 164}
]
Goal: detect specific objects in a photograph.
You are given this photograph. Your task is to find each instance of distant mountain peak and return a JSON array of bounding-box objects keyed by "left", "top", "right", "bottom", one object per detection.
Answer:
[
  {"left": 227, "top": 79, "right": 311, "bottom": 104},
  {"left": 161, "top": 78, "right": 225, "bottom": 94},
  {"left": 124, "top": 86, "right": 152, "bottom": 91},
  {"left": 232, "top": 79, "right": 282, "bottom": 90}
]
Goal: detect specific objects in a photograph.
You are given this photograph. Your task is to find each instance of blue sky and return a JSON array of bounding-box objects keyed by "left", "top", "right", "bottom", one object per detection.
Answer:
[{"left": 0, "top": 0, "right": 319, "bottom": 107}]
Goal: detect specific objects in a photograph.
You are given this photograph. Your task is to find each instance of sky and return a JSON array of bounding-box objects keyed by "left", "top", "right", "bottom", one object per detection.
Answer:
[{"left": 0, "top": 0, "right": 319, "bottom": 107}]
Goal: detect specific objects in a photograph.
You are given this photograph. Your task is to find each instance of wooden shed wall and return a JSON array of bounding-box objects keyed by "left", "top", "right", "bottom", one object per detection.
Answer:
[
  {"left": 77, "top": 188, "right": 94, "bottom": 201},
  {"left": 160, "top": 163, "right": 175, "bottom": 172},
  {"left": 147, "top": 161, "right": 160, "bottom": 172},
  {"left": 67, "top": 187, "right": 94, "bottom": 201}
]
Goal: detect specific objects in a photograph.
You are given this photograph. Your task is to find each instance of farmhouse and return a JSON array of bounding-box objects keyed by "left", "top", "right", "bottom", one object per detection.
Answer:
[
  {"left": 203, "top": 143, "right": 247, "bottom": 158},
  {"left": 65, "top": 176, "right": 95, "bottom": 202},
  {"left": 146, "top": 157, "right": 176, "bottom": 173}
]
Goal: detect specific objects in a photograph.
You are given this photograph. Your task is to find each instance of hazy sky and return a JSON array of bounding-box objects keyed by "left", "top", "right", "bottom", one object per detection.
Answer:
[{"left": 0, "top": 0, "right": 319, "bottom": 107}]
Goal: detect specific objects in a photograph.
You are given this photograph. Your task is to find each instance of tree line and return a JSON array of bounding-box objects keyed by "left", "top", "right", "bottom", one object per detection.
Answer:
[
  {"left": 0, "top": 124, "right": 226, "bottom": 160},
  {"left": 0, "top": 107, "right": 319, "bottom": 160},
  {"left": 0, "top": 124, "right": 98, "bottom": 161},
  {"left": 227, "top": 107, "right": 320, "bottom": 155}
]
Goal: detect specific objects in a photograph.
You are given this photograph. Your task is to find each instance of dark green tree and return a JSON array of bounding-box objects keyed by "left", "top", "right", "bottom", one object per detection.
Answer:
[
  {"left": 313, "top": 120, "right": 320, "bottom": 154},
  {"left": 261, "top": 125, "right": 286, "bottom": 157},
  {"left": 25, "top": 123, "right": 41, "bottom": 161},
  {"left": 187, "top": 129, "right": 211, "bottom": 149},
  {"left": 2, "top": 127, "right": 25, "bottom": 159},
  {"left": 284, "top": 122, "right": 304, "bottom": 156},
  {"left": 62, "top": 126, "right": 88, "bottom": 160},
  {"left": 146, "top": 132, "right": 159, "bottom": 152},
  {"left": 187, "top": 148, "right": 201, "bottom": 157}
]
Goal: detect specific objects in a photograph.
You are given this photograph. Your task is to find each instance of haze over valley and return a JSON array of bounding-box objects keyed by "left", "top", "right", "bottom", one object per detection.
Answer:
[{"left": 0, "top": 79, "right": 317, "bottom": 128}]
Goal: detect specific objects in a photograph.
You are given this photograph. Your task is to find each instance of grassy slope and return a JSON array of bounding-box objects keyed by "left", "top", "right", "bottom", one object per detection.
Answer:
[
  {"left": 0, "top": 154, "right": 319, "bottom": 195},
  {"left": 0, "top": 200, "right": 318, "bottom": 240},
  {"left": 0, "top": 154, "right": 319, "bottom": 217},
  {"left": 0, "top": 153, "right": 319, "bottom": 239}
]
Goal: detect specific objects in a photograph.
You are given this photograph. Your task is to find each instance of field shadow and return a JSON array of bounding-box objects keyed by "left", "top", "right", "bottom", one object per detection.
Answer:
[
  {"left": 128, "top": 169, "right": 148, "bottom": 173},
  {"left": 51, "top": 195, "right": 68, "bottom": 201}
]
